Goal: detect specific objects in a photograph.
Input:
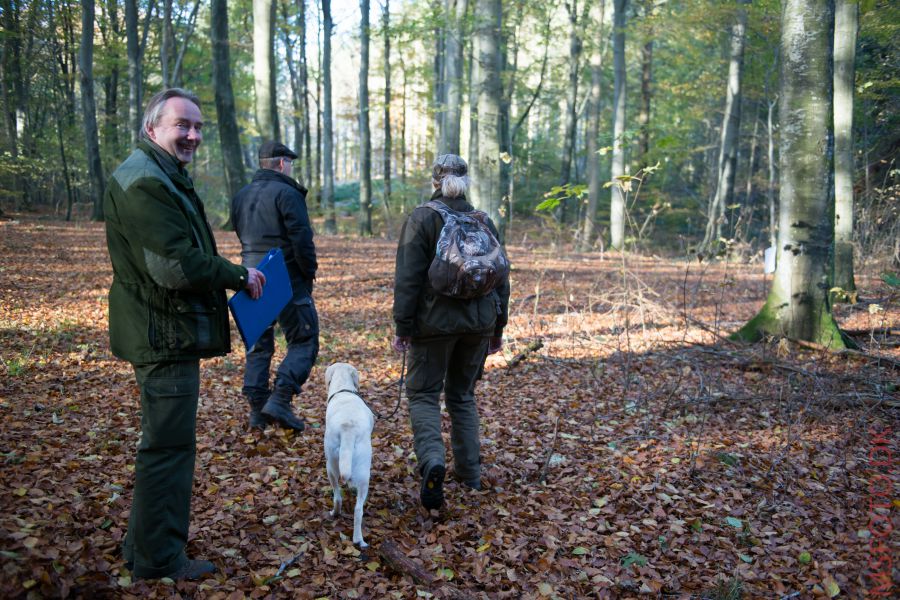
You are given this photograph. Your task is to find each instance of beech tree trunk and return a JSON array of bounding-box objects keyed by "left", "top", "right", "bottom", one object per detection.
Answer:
[
  {"left": 702, "top": 1, "right": 748, "bottom": 252},
  {"left": 322, "top": 0, "right": 336, "bottom": 233},
  {"left": 299, "top": 0, "right": 312, "bottom": 187},
  {"left": 124, "top": 0, "right": 142, "bottom": 144},
  {"left": 470, "top": 0, "right": 503, "bottom": 236},
  {"left": 211, "top": 0, "right": 246, "bottom": 202},
  {"left": 382, "top": 0, "right": 392, "bottom": 222},
  {"left": 609, "top": 0, "right": 627, "bottom": 250},
  {"left": 580, "top": 0, "right": 606, "bottom": 252},
  {"left": 253, "top": 0, "right": 278, "bottom": 140},
  {"left": 833, "top": 0, "right": 858, "bottom": 299},
  {"left": 358, "top": 0, "right": 372, "bottom": 236},
  {"left": 558, "top": 0, "right": 583, "bottom": 225},
  {"left": 442, "top": 0, "right": 467, "bottom": 155},
  {"left": 734, "top": 0, "right": 844, "bottom": 349},
  {"left": 80, "top": 0, "right": 105, "bottom": 220}
]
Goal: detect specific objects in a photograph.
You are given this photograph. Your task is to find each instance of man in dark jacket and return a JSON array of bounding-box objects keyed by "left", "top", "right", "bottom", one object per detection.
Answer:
[
  {"left": 231, "top": 141, "right": 319, "bottom": 431},
  {"left": 105, "top": 88, "right": 265, "bottom": 580},
  {"left": 392, "top": 154, "right": 510, "bottom": 510}
]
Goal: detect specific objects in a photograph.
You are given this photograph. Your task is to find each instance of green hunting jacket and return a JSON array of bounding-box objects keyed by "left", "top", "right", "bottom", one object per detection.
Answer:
[
  {"left": 393, "top": 190, "right": 510, "bottom": 339},
  {"left": 104, "top": 140, "right": 249, "bottom": 364}
]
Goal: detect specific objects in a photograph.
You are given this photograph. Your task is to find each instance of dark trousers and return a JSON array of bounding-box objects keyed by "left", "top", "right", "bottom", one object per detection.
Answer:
[
  {"left": 123, "top": 360, "right": 199, "bottom": 578},
  {"left": 406, "top": 334, "right": 489, "bottom": 484},
  {"left": 243, "top": 292, "right": 319, "bottom": 402}
]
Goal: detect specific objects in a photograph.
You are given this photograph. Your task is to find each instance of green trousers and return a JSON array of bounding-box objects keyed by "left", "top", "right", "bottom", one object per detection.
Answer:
[
  {"left": 123, "top": 360, "right": 199, "bottom": 578},
  {"left": 406, "top": 335, "right": 489, "bottom": 484}
]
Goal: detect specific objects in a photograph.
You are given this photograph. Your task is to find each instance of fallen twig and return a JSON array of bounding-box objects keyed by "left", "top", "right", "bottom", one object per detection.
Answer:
[
  {"left": 507, "top": 339, "right": 543, "bottom": 368},
  {"left": 377, "top": 541, "right": 474, "bottom": 600}
]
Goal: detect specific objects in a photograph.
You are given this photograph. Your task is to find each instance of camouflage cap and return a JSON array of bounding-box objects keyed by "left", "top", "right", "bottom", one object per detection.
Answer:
[{"left": 432, "top": 154, "right": 468, "bottom": 180}]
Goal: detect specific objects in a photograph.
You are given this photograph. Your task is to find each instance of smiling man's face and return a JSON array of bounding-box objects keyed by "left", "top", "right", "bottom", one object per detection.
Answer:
[{"left": 147, "top": 97, "right": 203, "bottom": 166}]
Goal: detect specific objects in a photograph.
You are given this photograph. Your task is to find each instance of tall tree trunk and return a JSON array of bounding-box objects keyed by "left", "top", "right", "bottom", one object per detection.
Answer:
[
  {"left": 833, "top": 0, "right": 858, "bottom": 299},
  {"left": 734, "top": 0, "right": 844, "bottom": 348},
  {"left": 161, "top": 0, "right": 173, "bottom": 87},
  {"left": 358, "top": 0, "right": 372, "bottom": 235},
  {"left": 1, "top": 0, "right": 22, "bottom": 209},
  {"left": 702, "top": 1, "right": 748, "bottom": 252},
  {"left": 609, "top": 0, "right": 627, "bottom": 250},
  {"left": 280, "top": 0, "right": 303, "bottom": 157},
  {"left": 253, "top": 0, "right": 278, "bottom": 140},
  {"left": 558, "top": 0, "right": 583, "bottom": 225},
  {"left": 170, "top": 0, "right": 201, "bottom": 88},
  {"left": 322, "top": 0, "right": 336, "bottom": 233},
  {"left": 400, "top": 56, "right": 407, "bottom": 190},
  {"left": 442, "top": 0, "right": 467, "bottom": 155},
  {"left": 580, "top": 0, "right": 606, "bottom": 252},
  {"left": 211, "top": 0, "right": 246, "bottom": 202},
  {"left": 432, "top": 0, "right": 445, "bottom": 156},
  {"left": 767, "top": 96, "right": 776, "bottom": 249},
  {"left": 124, "top": 0, "right": 142, "bottom": 145},
  {"left": 299, "top": 0, "right": 312, "bottom": 187},
  {"left": 470, "top": 0, "right": 503, "bottom": 236},
  {"left": 638, "top": 37, "right": 652, "bottom": 166},
  {"left": 80, "top": 0, "right": 105, "bottom": 220},
  {"left": 100, "top": 0, "right": 120, "bottom": 163},
  {"left": 382, "top": 0, "right": 392, "bottom": 223}
]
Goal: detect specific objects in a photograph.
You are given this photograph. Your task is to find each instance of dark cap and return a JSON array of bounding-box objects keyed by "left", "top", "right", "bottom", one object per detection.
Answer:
[
  {"left": 258, "top": 140, "right": 298, "bottom": 160},
  {"left": 432, "top": 154, "right": 468, "bottom": 180}
]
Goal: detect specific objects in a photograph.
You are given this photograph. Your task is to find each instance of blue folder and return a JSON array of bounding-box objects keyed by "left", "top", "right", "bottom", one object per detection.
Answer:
[{"left": 228, "top": 248, "right": 293, "bottom": 351}]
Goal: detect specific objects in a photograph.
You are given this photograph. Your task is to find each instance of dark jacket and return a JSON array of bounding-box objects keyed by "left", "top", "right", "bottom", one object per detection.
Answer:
[
  {"left": 393, "top": 190, "right": 510, "bottom": 339},
  {"left": 230, "top": 169, "right": 317, "bottom": 295},
  {"left": 104, "top": 140, "right": 248, "bottom": 364}
]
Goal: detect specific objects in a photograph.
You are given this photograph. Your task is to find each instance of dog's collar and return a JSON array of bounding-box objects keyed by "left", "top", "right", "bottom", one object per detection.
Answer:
[{"left": 327, "top": 388, "right": 364, "bottom": 404}]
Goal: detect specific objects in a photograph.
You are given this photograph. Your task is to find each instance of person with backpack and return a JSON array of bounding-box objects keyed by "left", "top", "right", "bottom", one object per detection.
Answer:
[{"left": 392, "top": 154, "right": 511, "bottom": 510}]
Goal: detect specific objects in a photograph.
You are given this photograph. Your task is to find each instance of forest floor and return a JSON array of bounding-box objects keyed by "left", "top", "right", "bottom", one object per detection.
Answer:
[{"left": 1, "top": 214, "right": 898, "bottom": 599}]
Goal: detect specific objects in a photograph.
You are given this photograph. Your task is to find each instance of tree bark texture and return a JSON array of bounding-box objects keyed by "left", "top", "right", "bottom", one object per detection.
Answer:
[
  {"left": 253, "top": 0, "right": 278, "bottom": 140},
  {"left": 734, "top": 0, "right": 844, "bottom": 348},
  {"left": 558, "top": 0, "right": 583, "bottom": 225},
  {"left": 609, "top": 0, "right": 627, "bottom": 250},
  {"left": 211, "top": 0, "right": 246, "bottom": 203},
  {"left": 124, "top": 0, "right": 142, "bottom": 145},
  {"left": 432, "top": 0, "right": 445, "bottom": 157},
  {"left": 358, "top": 0, "right": 372, "bottom": 236},
  {"left": 638, "top": 37, "right": 652, "bottom": 166},
  {"left": 470, "top": 0, "right": 503, "bottom": 235},
  {"left": 80, "top": 0, "right": 106, "bottom": 220},
  {"left": 442, "top": 0, "right": 467, "bottom": 155},
  {"left": 382, "top": 0, "right": 392, "bottom": 222},
  {"left": 581, "top": 3, "right": 605, "bottom": 252},
  {"left": 322, "top": 0, "right": 336, "bottom": 233},
  {"left": 833, "top": 0, "right": 858, "bottom": 297},
  {"left": 702, "top": 1, "right": 747, "bottom": 251},
  {"left": 299, "top": 0, "right": 312, "bottom": 187}
]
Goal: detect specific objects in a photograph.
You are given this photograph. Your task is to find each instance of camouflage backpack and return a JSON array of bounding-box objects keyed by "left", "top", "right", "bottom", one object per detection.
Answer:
[{"left": 425, "top": 200, "right": 510, "bottom": 299}]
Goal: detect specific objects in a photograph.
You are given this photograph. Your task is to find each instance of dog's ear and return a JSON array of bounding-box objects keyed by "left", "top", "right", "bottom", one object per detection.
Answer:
[
  {"left": 325, "top": 363, "right": 335, "bottom": 388},
  {"left": 352, "top": 365, "right": 359, "bottom": 389}
]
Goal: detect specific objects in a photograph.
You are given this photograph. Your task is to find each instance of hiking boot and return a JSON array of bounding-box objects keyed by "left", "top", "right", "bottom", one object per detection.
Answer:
[
  {"left": 261, "top": 389, "right": 305, "bottom": 431},
  {"left": 420, "top": 464, "right": 446, "bottom": 510},
  {"left": 166, "top": 559, "right": 216, "bottom": 581},
  {"left": 463, "top": 478, "right": 482, "bottom": 491},
  {"left": 134, "top": 559, "right": 216, "bottom": 581},
  {"left": 247, "top": 395, "right": 272, "bottom": 430}
]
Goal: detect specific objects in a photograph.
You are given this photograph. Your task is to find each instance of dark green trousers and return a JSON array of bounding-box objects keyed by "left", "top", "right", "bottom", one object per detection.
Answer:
[
  {"left": 406, "top": 335, "right": 489, "bottom": 484},
  {"left": 123, "top": 360, "right": 199, "bottom": 578}
]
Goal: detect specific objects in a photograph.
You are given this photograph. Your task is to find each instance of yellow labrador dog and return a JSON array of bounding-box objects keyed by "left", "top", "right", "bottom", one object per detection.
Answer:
[{"left": 324, "top": 362, "right": 375, "bottom": 548}]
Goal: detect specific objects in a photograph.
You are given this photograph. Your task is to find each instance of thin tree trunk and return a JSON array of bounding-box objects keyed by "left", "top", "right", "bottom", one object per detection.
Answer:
[
  {"left": 322, "top": 0, "right": 336, "bottom": 233},
  {"left": 358, "top": 0, "right": 372, "bottom": 235},
  {"left": 80, "top": 0, "right": 106, "bottom": 220},
  {"left": 253, "top": 0, "right": 278, "bottom": 140},
  {"left": 299, "top": 0, "right": 312, "bottom": 187},
  {"left": 702, "top": 0, "right": 748, "bottom": 252},
  {"left": 161, "top": 0, "right": 173, "bottom": 87},
  {"left": 400, "top": 56, "right": 407, "bottom": 191},
  {"left": 443, "top": 0, "right": 466, "bottom": 155},
  {"left": 470, "top": 0, "right": 503, "bottom": 237},
  {"left": 171, "top": 0, "right": 201, "bottom": 87},
  {"left": 280, "top": 1, "right": 302, "bottom": 156},
  {"left": 740, "top": 105, "right": 759, "bottom": 243},
  {"left": 432, "top": 0, "right": 445, "bottom": 156},
  {"left": 767, "top": 97, "right": 776, "bottom": 249},
  {"left": 833, "top": 0, "right": 858, "bottom": 298},
  {"left": 100, "top": 0, "right": 120, "bottom": 162},
  {"left": 609, "top": 0, "right": 627, "bottom": 250},
  {"left": 734, "top": 0, "right": 844, "bottom": 348},
  {"left": 382, "top": 0, "right": 392, "bottom": 224},
  {"left": 211, "top": 0, "right": 246, "bottom": 202},
  {"left": 125, "top": 0, "right": 142, "bottom": 144},
  {"left": 638, "top": 37, "right": 652, "bottom": 166},
  {"left": 580, "top": 0, "right": 606, "bottom": 252}
]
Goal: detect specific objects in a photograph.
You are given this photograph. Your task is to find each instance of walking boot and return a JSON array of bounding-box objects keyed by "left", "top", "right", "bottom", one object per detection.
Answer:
[
  {"left": 247, "top": 395, "right": 272, "bottom": 430},
  {"left": 420, "top": 463, "right": 446, "bottom": 510},
  {"left": 261, "top": 388, "right": 305, "bottom": 431}
]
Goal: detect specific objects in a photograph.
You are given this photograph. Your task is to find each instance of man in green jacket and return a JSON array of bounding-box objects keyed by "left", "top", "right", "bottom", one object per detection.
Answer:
[{"left": 104, "top": 88, "right": 265, "bottom": 580}]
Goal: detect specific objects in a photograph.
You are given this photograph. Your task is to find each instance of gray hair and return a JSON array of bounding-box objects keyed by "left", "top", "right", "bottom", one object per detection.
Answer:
[
  {"left": 436, "top": 173, "right": 470, "bottom": 198},
  {"left": 141, "top": 88, "right": 201, "bottom": 139},
  {"left": 431, "top": 154, "right": 469, "bottom": 198}
]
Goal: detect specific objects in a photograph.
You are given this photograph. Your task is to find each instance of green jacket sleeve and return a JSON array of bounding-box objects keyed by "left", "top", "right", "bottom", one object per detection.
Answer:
[
  {"left": 117, "top": 176, "right": 248, "bottom": 292},
  {"left": 392, "top": 208, "right": 434, "bottom": 337}
]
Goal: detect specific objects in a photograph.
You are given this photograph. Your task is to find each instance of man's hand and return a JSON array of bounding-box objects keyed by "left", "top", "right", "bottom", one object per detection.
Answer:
[
  {"left": 392, "top": 335, "right": 411, "bottom": 353},
  {"left": 487, "top": 336, "right": 503, "bottom": 355},
  {"left": 246, "top": 268, "right": 266, "bottom": 300}
]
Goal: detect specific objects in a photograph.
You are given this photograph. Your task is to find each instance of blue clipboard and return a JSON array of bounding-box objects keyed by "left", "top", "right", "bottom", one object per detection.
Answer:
[{"left": 228, "top": 248, "right": 293, "bottom": 351}]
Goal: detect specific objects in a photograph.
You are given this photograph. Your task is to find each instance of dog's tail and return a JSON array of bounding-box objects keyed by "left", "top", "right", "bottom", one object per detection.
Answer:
[{"left": 339, "top": 424, "right": 354, "bottom": 485}]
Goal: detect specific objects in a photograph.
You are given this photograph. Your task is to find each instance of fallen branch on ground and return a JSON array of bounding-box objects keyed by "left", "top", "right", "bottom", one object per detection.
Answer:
[
  {"left": 507, "top": 339, "right": 543, "bottom": 368},
  {"left": 377, "top": 541, "right": 474, "bottom": 600}
]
